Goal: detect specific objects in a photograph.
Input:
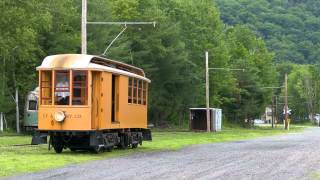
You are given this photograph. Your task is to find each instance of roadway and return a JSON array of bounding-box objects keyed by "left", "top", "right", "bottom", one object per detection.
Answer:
[{"left": 6, "top": 127, "right": 320, "bottom": 180}]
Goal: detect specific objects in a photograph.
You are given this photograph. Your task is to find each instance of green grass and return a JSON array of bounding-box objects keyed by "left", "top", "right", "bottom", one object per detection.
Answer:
[
  {"left": 0, "top": 124, "right": 307, "bottom": 177},
  {"left": 310, "top": 171, "right": 320, "bottom": 179}
]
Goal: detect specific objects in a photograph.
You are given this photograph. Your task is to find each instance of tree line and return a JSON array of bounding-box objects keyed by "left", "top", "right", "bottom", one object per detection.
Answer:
[{"left": 1, "top": 0, "right": 316, "bottom": 130}]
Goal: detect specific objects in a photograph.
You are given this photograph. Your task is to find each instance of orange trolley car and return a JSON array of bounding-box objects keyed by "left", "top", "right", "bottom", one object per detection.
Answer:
[{"left": 32, "top": 54, "right": 151, "bottom": 153}]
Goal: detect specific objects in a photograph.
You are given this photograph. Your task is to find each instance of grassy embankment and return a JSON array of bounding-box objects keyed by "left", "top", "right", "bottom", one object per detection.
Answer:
[{"left": 0, "top": 124, "right": 309, "bottom": 177}]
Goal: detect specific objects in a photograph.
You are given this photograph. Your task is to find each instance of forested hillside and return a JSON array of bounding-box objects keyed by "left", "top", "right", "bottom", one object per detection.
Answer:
[
  {"left": 2, "top": 0, "right": 319, "bottom": 130},
  {"left": 215, "top": 0, "right": 320, "bottom": 64}
]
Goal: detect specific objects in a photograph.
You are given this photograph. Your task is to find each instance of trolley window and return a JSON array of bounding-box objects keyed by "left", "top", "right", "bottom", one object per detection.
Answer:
[
  {"left": 128, "top": 77, "right": 147, "bottom": 105},
  {"left": 40, "top": 71, "right": 52, "bottom": 105},
  {"left": 128, "top": 77, "right": 133, "bottom": 103},
  {"left": 72, "top": 71, "right": 88, "bottom": 105},
  {"left": 133, "top": 78, "right": 138, "bottom": 104},
  {"left": 143, "top": 81, "right": 147, "bottom": 105},
  {"left": 138, "top": 80, "right": 142, "bottom": 104},
  {"left": 28, "top": 100, "right": 37, "bottom": 110},
  {"left": 54, "top": 71, "right": 70, "bottom": 105}
]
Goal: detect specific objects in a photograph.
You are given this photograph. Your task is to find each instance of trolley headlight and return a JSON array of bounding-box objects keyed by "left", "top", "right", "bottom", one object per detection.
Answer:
[{"left": 54, "top": 111, "right": 65, "bottom": 122}]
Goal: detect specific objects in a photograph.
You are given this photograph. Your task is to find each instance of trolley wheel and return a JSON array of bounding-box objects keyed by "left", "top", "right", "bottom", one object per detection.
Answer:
[
  {"left": 131, "top": 143, "right": 138, "bottom": 149},
  {"left": 52, "top": 136, "right": 64, "bottom": 154},
  {"left": 118, "top": 134, "right": 129, "bottom": 149},
  {"left": 54, "top": 145, "right": 63, "bottom": 153},
  {"left": 106, "top": 146, "right": 113, "bottom": 152},
  {"left": 91, "top": 145, "right": 103, "bottom": 154}
]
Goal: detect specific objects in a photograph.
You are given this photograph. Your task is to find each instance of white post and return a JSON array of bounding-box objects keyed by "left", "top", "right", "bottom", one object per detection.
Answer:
[
  {"left": 0, "top": 112, "right": 3, "bottom": 132},
  {"left": 285, "top": 73, "right": 288, "bottom": 130},
  {"left": 81, "top": 0, "right": 87, "bottom": 54},
  {"left": 205, "top": 51, "right": 210, "bottom": 132},
  {"left": 15, "top": 88, "right": 20, "bottom": 134}
]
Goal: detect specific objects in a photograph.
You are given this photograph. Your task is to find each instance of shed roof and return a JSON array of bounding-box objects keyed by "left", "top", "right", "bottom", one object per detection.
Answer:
[{"left": 189, "top": 108, "right": 221, "bottom": 110}]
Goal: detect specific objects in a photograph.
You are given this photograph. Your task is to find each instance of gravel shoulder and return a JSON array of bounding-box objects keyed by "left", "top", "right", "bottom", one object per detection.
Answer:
[{"left": 5, "top": 127, "right": 320, "bottom": 180}]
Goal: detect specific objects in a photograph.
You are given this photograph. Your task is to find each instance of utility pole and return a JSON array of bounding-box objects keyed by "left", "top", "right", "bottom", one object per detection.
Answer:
[
  {"left": 275, "top": 95, "right": 278, "bottom": 128},
  {"left": 81, "top": 0, "right": 87, "bottom": 54},
  {"left": 284, "top": 73, "right": 289, "bottom": 130},
  {"left": 1, "top": 53, "right": 5, "bottom": 133},
  {"left": 0, "top": 112, "right": 3, "bottom": 133},
  {"left": 15, "top": 88, "right": 19, "bottom": 134},
  {"left": 205, "top": 52, "right": 210, "bottom": 132},
  {"left": 261, "top": 87, "right": 285, "bottom": 128},
  {"left": 272, "top": 96, "right": 275, "bottom": 128},
  {"left": 205, "top": 52, "right": 244, "bottom": 132}
]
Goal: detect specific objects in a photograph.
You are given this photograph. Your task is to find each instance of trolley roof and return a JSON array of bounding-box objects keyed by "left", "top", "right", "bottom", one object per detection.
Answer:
[{"left": 36, "top": 54, "right": 150, "bottom": 82}]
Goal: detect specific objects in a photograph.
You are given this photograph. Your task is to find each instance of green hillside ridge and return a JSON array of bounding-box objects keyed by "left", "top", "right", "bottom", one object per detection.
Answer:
[{"left": 215, "top": 0, "right": 320, "bottom": 64}]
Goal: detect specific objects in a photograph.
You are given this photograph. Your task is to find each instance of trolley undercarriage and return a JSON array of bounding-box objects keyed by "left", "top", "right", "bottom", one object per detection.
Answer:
[{"left": 32, "top": 129, "right": 152, "bottom": 153}]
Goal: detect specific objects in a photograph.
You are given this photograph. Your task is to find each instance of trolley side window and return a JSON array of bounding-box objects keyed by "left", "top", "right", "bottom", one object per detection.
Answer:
[
  {"left": 28, "top": 100, "right": 37, "bottom": 110},
  {"left": 143, "top": 81, "right": 147, "bottom": 105},
  {"left": 128, "top": 77, "right": 133, "bottom": 103},
  {"left": 138, "top": 80, "right": 142, "bottom": 104},
  {"left": 133, "top": 78, "right": 138, "bottom": 104},
  {"left": 128, "top": 77, "right": 147, "bottom": 106},
  {"left": 40, "top": 71, "right": 52, "bottom": 105},
  {"left": 54, "top": 71, "right": 70, "bottom": 105},
  {"left": 72, "top": 71, "right": 88, "bottom": 105}
]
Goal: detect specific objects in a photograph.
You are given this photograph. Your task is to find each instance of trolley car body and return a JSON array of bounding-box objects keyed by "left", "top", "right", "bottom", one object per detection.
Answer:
[
  {"left": 33, "top": 54, "right": 151, "bottom": 153},
  {"left": 24, "top": 87, "right": 39, "bottom": 131}
]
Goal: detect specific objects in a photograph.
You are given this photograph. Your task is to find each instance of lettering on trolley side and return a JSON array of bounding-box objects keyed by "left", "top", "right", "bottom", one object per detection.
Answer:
[{"left": 42, "top": 113, "right": 82, "bottom": 119}]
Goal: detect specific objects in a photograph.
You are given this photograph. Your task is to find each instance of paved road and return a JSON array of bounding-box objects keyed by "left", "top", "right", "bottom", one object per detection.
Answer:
[{"left": 6, "top": 128, "right": 320, "bottom": 180}]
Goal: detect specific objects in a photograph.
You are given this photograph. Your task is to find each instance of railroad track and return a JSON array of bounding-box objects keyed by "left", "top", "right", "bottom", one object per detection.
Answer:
[
  {"left": 0, "top": 144, "right": 44, "bottom": 148},
  {"left": 11, "top": 144, "right": 36, "bottom": 147}
]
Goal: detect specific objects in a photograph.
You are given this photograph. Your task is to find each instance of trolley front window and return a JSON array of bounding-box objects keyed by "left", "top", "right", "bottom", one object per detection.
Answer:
[
  {"left": 40, "top": 71, "right": 52, "bottom": 105},
  {"left": 54, "top": 71, "right": 70, "bottom": 105},
  {"left": 28, "top": 100, "right": 37, "bottom": 110},
  {"left": 72, "top": 71, "right": 88, "bottom": 105}
]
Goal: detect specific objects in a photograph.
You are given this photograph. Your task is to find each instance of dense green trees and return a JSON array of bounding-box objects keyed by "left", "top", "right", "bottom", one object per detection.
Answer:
[{"left": 1, "top": 0, "right": 304, "bottom": 130}]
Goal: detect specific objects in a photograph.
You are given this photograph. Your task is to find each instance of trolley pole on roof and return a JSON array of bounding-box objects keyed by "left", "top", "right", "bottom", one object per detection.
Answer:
[
  {"left": 80, "top": 0, "right": 155, "bottom": 55},
  {"left": 205, "top": 52, "right": 245, "bottom": 132}
]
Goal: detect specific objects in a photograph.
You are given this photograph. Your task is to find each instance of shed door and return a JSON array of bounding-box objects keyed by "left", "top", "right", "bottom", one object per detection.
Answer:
[{"left": 91, "top": 72, "right": 101, "bottom": 129}]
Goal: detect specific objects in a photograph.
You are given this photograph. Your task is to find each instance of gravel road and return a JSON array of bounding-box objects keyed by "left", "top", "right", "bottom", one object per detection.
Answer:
[{"left": 5, "top": 127, "right": 320, "bottom": 180}]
